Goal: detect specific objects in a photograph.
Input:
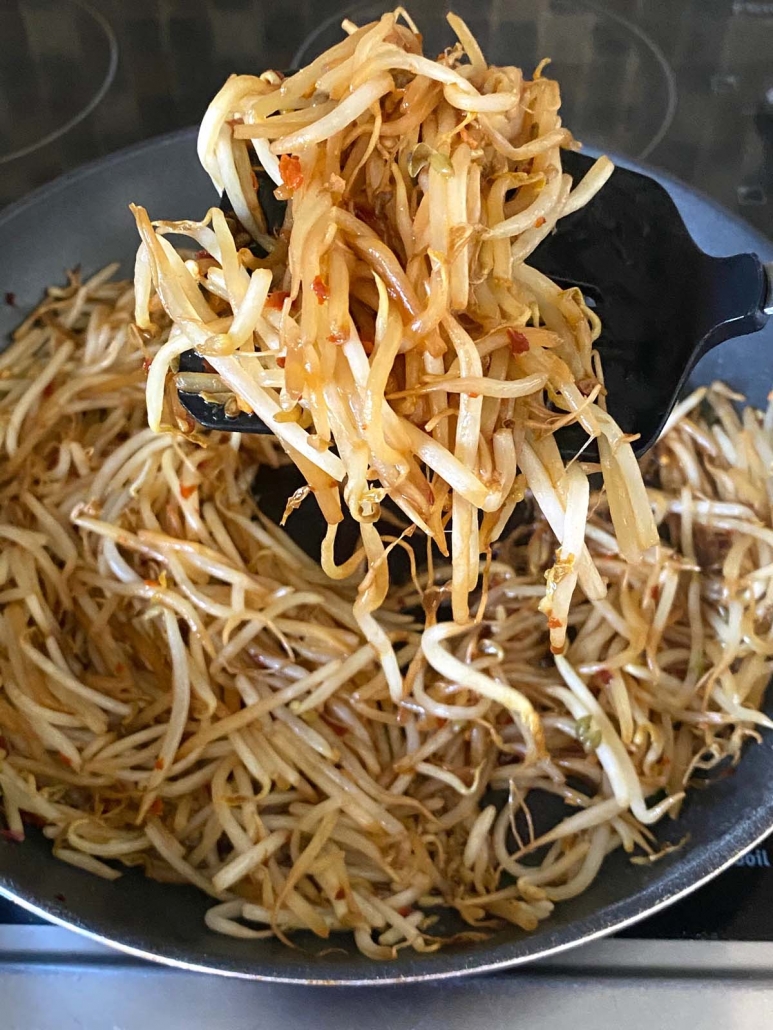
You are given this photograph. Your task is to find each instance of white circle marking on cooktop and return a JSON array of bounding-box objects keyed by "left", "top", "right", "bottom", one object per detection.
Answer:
[{"left": 0, "top": 0, "right": 118, "bottom": 166}]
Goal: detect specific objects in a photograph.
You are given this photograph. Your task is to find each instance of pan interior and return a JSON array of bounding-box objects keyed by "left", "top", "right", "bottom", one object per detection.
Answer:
[{"left": 0, "top": 128, "right": 771, "bottom": 983}]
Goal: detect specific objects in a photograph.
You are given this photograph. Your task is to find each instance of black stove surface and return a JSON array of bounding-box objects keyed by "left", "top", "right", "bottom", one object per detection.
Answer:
[
  {"left": 1, "top": 0, "right": 771, "bottom": 237},
  {"left": 0, "top": 0, "right": 771, "bottom": 945}
]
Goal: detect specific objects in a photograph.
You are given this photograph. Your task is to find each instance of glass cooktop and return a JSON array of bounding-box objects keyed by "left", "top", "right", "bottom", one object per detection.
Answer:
[{"left": 1, "top": 0, "right": 770, "bottom": 238}]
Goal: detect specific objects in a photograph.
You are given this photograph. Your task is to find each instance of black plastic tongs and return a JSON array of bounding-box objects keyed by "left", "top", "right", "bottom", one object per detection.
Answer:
[{"left": 178, "top": 151, "right": 773, "bottom": 458}]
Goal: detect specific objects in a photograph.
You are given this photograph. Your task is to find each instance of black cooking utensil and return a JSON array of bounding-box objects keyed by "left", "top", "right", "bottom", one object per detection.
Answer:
[
  {"left": 177, "top": 151, "right": 773, "bottom": 457},
  {"left": 535, "top": 151, "right": 772, "bottom": 457}
]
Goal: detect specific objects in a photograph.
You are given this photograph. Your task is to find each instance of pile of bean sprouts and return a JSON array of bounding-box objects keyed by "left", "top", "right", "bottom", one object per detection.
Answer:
[
  {"left": 133, "top": 5, "right": 644, "bottom": 670},
  {"left": 0, "top": 9, "right": 771, "bottom": 960}
]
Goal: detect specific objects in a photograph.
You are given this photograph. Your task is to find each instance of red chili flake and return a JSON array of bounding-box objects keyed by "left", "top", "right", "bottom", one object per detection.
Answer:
[
  {"left": 534, "top": 216, "right": 546, "bottom": 228},
  {"left": 149, "top": 799, "right": 164, "bottom": 817},
  {"left": 42, "top": 383, "right": 55, "bottom": 399},
  {"left": 201, "top": 359, "right": 217, "bottom": 374},
  {"left": 5, "top": 291, "right": 15, "bottom": 306},
  {"left": 144, "top": 578, "right": 159, "bottom": 588},
  {"left": 279, "top": 154, "right": 303, "bottom": 191},
  {"left": 468, "top": 392, "right": 480, "bottom": 399},
  {"left": 115, "top": 662, "right": 126, "bottom": 675},
  {"left": 398, "top": 906, "right": 412, "bottom": 918},
  {"left": 650, "top": 585, "right": 660, "bottom": 602},
  {"left": 321, "top": 715, "right": 348, "bottom": 737},
  {"left": 21, "top": 811, "right": 46, "bottom": 828},
  {"left": 0, "top": 829, "right": 23, "bottom": 843},
  {"left": 327, "top": 329, "right": 347, "bottom": 345},
  {"left": 266, "top": 290, "right": 290, "bottom": 311},
  {"left": 547, "top": 616, "right": 563, "bottom": 630},
  {"left": 507, "top": 327, "right": 530, "bottom": 355},
  {"left": 276, "top": 356, "right": 286, "bottom": 369},
  {"left": 596, "top": 668, "right": 612, "bottom": 686},
  {"left": 194, "top": 249, "right": 210, "bottom": 260},
  {"left": 180, "top": 483, "right": 196, "bottom": 499},
  {"left": 361, "top": 339, "right": 374, "bottom": 356},
  {"left": 334, "top": 888, "right": 346, "bottom": 900},
  {"left": 58, "top": 752, "right": 73, "bottom": 767},
  {"left": 311, "top": 275, "right": 329, "bottom": 304},
  {"left": 154, "top": 758, "right": 165, "bottom": 771},
  {"left": 142, "top": 357, "right": 152, "bottom": 375}
]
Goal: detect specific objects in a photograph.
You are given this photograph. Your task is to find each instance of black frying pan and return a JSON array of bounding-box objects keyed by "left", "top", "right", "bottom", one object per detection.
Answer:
[{"left": 0, "top": 129, "right": 772, "bottom": 984}]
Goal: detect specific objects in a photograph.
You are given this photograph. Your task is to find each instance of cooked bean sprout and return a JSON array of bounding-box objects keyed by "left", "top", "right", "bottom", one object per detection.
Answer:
[{"left": 0, "top": 9, "right": 771, "bottom": 960}]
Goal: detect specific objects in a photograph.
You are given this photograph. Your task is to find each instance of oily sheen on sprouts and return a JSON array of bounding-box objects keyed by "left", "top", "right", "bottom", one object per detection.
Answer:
[{"left": 1, "top": 9, "right": 772, "bottom": 958}]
